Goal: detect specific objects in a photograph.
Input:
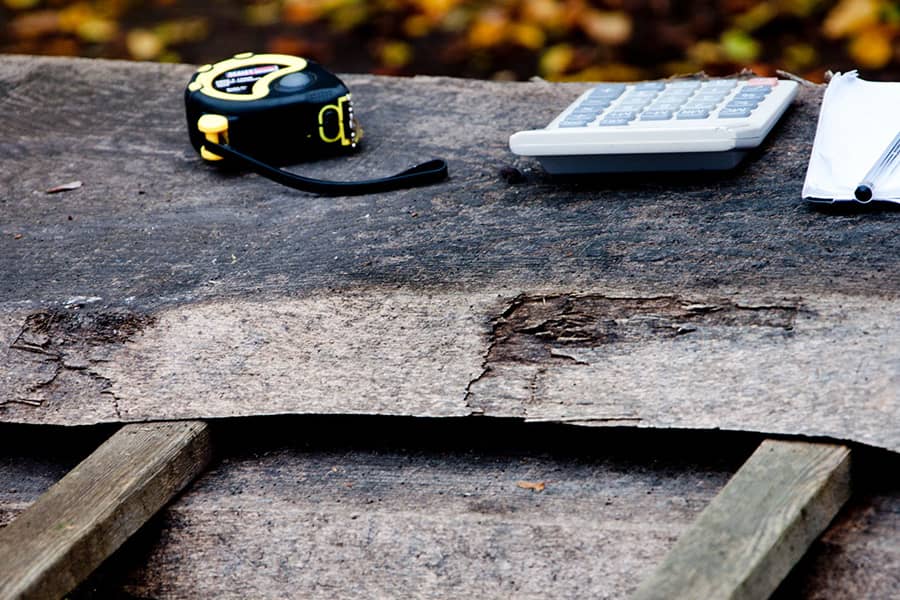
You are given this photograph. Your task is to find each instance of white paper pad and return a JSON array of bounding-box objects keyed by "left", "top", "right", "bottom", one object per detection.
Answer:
[{"left": 802, "top": 71, "right": 900, "bottom": 203}]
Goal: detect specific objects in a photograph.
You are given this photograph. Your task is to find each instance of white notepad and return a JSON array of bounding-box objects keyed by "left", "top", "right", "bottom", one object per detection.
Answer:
[{"left": 803, "top": 71, "right": 900, "bottom": 203}]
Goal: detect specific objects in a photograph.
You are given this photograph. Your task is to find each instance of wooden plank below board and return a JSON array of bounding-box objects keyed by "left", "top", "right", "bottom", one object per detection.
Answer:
[
  {"left": 0, "top": 421, "right": 212, "bottom": 600},
  {"left": 630, "top": 439, "right": 852, "bottom": 600}
]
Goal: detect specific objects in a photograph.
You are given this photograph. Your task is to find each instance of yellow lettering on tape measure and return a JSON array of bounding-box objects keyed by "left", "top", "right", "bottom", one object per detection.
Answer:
[{"left": 318, "top": 95, "right": 352, "bottom": 146}]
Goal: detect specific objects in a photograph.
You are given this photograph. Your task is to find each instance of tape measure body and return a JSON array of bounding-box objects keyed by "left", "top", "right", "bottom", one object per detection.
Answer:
[{"left": 185, "top": 53, "right": 358, "bottom": 165}]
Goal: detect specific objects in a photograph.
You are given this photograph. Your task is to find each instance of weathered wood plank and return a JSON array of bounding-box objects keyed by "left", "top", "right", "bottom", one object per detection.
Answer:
[
  {"left": 630, "top": 439, "right": 852, "bottom": 600},
  {"left": 0, "top": 56, "right": 898, "bottom": 456},
  {"left": 2, "top": 291, "right": 897, "bottom": 455},
  {"left": 0, "top": 421, "right": 211, "bottom": 600}
]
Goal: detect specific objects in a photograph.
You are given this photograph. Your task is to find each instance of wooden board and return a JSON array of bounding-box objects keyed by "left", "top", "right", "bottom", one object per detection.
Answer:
[
  {"left": 2, "top": 421, "right": 897, "bottom": 599},
  {"left": 630, "top": 439, "right": 851, "bottom": 600},
  {"left": 0, "top": 421, "right": 211, "bottom": 600},
  {"left": 1, "top": 56, "right": 898, "bottom": 455}
]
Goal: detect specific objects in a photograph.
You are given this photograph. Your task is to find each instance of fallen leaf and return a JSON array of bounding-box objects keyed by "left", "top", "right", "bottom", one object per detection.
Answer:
[
  {"left": 468, "top": 9, "right": 508, "bottom": 49},
  {"left": 517, "top": 480, "right": 546, "bottom": 492},
  {"left": 76, "top": 17, "right": 117, "bottom": 43},
  {"left": 539, "top": 44, "right": 575, "bottom": 77},
  {"left": 9, "top": 11, "right": 60, "bottom": 40},
  {"left": 45, "top": 180, "right": 82, "bottom": 194},
  {"left": 721, "top": 29, "right": 760, "bottom": 63},
  {"left": 823, "top": 0, "right": 879, "bottom": 39},
  {"left": 127, "top": 29, "right": 164, "bottom": 60},
  {"left": 510, "top": 23, "right": 545, "bottom": 50},
  {"left": 379, "top": 40, "right": 413, "bottom": 68},
  {"left": 580, "top": 10, "right": 632, "bottom": 46},
  {"left": 4, "top": 0, "right": 40, "bottom": 10},
  {"left": 849, "top": 28, "right": 893, "bottom": 69}
]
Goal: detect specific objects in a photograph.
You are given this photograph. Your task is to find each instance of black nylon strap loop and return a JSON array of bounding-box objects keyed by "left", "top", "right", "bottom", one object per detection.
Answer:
[{"left": 203, "top": 140, "right": 448, "bottom": 196}]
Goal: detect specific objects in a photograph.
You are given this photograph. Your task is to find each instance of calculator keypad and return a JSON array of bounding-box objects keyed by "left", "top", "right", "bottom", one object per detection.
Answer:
[
  {"left": 558, "top": 78, "right": 777, "bottom": 128},
  {"left": 508, "top": 76, "right": 798, "bottom": 172}
]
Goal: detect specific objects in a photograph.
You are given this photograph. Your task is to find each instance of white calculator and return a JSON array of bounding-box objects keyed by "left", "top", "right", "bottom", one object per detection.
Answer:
[{"left": 509, "top": 77, "right": 799, "bottom": 173}]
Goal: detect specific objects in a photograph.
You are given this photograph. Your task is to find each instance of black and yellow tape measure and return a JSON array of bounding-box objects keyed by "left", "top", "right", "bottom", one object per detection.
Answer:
[{"left": 185, "top": 52, "right": 447, "bottom": 195}]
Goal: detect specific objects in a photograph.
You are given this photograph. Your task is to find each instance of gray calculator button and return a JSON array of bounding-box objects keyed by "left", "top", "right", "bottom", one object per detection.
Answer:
[
  {"left": 737, "top": 86, "right": 771, "bottom": 96},
  {"left": 725, "top": 99, "right": 758, "bottom": 109},
  {"left": 658, "top": 92, "right": 694, "bottom": 103},
  {"left": 574, "top": 108, "right": 607, "bottom": 117},
  {"left": 579, "top": 99, "right": 612, "bottom": 109},
  {"left": 733, "top": 92, "right": 767, "bottom": 103},
  {"left": 605, "top": 111, "right": 637, "bottom": 121},
  {"left": 640, "top": 110, "right": 673, "bottom": 120},
  {"left": 676, "top": 108, "right": 710, "bottom": 119},
  {"left": 627, "top": 91, "right": 658, "bottom": 100},
  {"left": 718, "top": 108, "right": 752, "bottom": 118},
  {"left": 559, "top": 120, "right": 589, "bottom": 127},
  {"left": 736, "top": 92, "right": 770, "bottom": 101},
  {"left": 571, "top": 112, "right": 602, "bottom": 121},
  {"left": 634, "top": 82, "right": 666, "bottom": 91},
  {"left": 704, "top": 80, "right": 737, "bottom": 89},
  {"left": 744, "top": 82, "right": 774, "bottom": 89},
  {"left": 693, "top": 93, "right": 725, "bottom": 103},
  {"left": 684, "top": 102, "right": 718, "bottom": 111},
  {"left": 590, "top": 84, "right": 626, "bottom": 98},
  {"left": 668, "top": 81, "right": 701, "bottom": 89},
  {"left": 621, "top": 102, "right": 652, "bottom": 111},
  {"left": 599, "top": 118, "right": 633, "bottom": 126},
  {"left": 650, "top": 102, "right": 686, "bottom": 112}
]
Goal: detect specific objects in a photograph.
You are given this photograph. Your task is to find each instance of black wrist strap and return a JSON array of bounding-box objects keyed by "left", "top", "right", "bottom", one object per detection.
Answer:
[{"left": 203, "top": 140, "right": 448, "bottom": 196}]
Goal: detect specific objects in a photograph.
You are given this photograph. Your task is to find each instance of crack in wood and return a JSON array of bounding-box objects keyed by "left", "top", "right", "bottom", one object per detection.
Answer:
[
  {"left": 487, "top": 293, "right": 801, "bottom": 365},
  {"left": 5, "top": 308, "right": 155, "bottom": 412},
  {"left": 462, "top": 295, "right": 529, "bottom": 414},
  {"left": 15, "top": 309, "right": 155, "bottom": 346},
  {"left": 101, "top": 390, "right": 123, "bottom": 420}
]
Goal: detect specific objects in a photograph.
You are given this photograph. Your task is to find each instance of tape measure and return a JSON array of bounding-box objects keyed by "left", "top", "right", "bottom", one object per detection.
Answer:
[{"left": 185, "top": 52, "right": 447, "bottom": 195}]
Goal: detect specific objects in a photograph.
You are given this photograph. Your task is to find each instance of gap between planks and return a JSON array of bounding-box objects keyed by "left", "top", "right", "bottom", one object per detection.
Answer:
[
  {"left": 0, "top": 420, "right": 212, "bottom": 600},
  {"left": 630, "top": 439, "right": 852, "bottom": 600}
]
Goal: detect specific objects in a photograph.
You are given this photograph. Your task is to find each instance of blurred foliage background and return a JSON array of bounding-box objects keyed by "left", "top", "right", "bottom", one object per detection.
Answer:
[{"left": 2, "top": 0, "right": 899, "bottom": 82}]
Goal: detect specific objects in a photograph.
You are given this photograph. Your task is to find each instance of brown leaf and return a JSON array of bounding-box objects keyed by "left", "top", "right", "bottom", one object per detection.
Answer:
[
  {"left": 46, "top": 180, "right": 83, "bottom": 194},
  {"left": 516, "top": 480, "right": 546, "bottom": 492},
  {"left": 10, "top": 11, "right": 60, "bottom": 40}
]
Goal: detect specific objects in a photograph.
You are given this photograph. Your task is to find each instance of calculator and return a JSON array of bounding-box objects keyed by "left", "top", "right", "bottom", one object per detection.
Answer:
[{"left": 508, "top": 77, "right": 799, "bottom": 173}]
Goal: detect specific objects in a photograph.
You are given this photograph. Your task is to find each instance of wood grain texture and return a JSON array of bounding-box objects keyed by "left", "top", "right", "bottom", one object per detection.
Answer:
[
  {"left": 630, "top": 439, "right": 852, "bottom": 600},
  {"left": 1, "top": 56, "right": 899, "bottom": 455},
  {"left": 0, "top": 421, "right": 211, "bottom": 600}
]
